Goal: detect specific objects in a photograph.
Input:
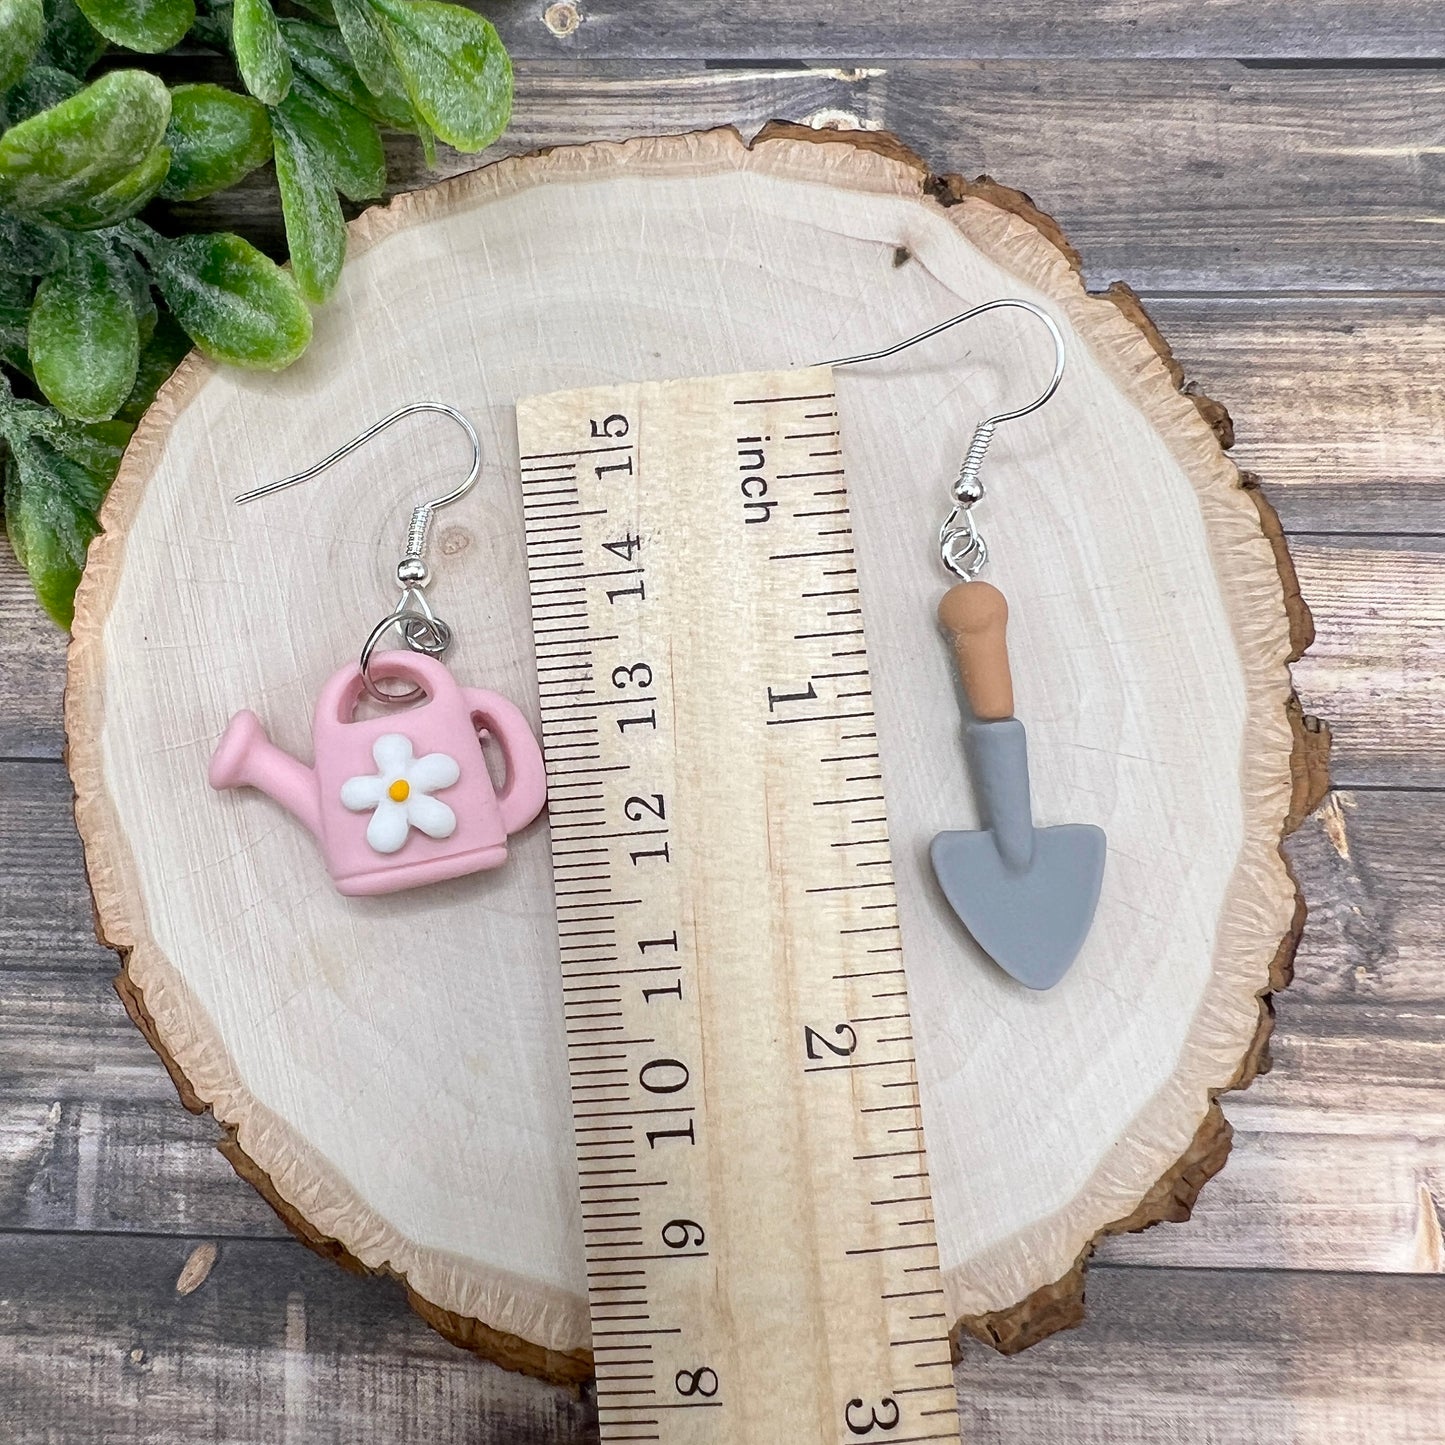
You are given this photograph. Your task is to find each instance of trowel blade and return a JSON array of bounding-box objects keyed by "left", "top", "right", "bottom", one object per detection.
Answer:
[{"left": 930, "top": 823, "right": 1107, "bottom": 990}]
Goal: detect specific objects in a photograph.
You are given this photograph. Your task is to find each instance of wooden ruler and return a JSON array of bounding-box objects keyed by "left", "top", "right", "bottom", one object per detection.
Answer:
[{"left": 517, "top": 367, "right": 959, "bottom": 1445}]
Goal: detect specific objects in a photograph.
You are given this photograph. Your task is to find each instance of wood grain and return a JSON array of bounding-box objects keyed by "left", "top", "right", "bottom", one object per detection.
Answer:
[
  {"left": 11, "top": 531, "right": 1434, "bottom": 783},
  {"left": 9, "top": 311, "right": 1438, "bottom": 777},
  {"left": 878, "top": 61, "right": 1445, "bottom": 292},
  {"left": 955, "top": 1267, "right": 1445, "bottom": 1445},
  {"left": 1288, "top": 537, "right": 1445, "bottom": 790},
  {"left": 1104, "top": 788, "right": 1445, "bottom": 1272},
  {"left": 5, "top": 1236, "right": 1445, "bottom": 1445},
  {"left": 478, "top": 0, "right": 1445, "bottom": 61},
  {"left": 0, "top": 480, "right": 1425, "bottom": 1387},
  {"left": 1147, "top": 300, "right": 1445, "bottom": 537},
  {"left": 0, "top": 1094, "right": 287, "bottom": 1240},
  {"left": 168, "top": 62, "right": 1445, "bottom": 293},
  {"left": 8, "top": 303, "right": 1433, "bottom": 780},
  {"left": 8, "top": 775, "right": 1442, "bottom": 1270},
  {"left": 0, "top": 549, "right": 69, "bottom": 760},
  {"left": 0, "top": 1235, "right": 595, "bottom": 1445},
  {"left": 6, "top": 601, "right": 1429, "bottom": 1266}
]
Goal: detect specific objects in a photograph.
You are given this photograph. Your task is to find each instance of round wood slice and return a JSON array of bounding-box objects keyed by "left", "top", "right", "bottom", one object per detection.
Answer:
[{"left": 66, "top": 125, "right": 1326, "bottom": 1378}]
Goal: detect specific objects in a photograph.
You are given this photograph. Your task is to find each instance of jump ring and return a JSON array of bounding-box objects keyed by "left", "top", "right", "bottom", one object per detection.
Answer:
[
  {"left": 940, "top": 521, "right": 989, "bottom": 582},
  {"left": 359, "top": 614, "right": 424, "bottom": 704},
  {"left": 399, "top": 613, "right": 452, "bottom": 656}
]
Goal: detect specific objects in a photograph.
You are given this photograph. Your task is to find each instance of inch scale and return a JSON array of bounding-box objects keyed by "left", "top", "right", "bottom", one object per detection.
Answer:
[{"left": 517, "top": 366, "right": 959, "bottom": 1445}]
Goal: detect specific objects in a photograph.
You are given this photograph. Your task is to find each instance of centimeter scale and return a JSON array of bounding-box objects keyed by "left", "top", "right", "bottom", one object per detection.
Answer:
[{"left": 517, "top": 366, "right": 960, "bottom": 1445}]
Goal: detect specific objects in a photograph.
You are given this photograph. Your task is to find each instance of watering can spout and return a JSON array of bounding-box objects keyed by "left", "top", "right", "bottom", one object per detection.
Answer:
[{"left": 209, "top": 709, "right": 322, "bottom": 840}]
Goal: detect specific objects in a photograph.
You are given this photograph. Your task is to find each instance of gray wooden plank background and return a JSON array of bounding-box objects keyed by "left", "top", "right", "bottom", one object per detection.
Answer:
[
  {"left": 2, "top": 6, "right": 1441, "bottom": 1441},
  {"left": 460, "top": 1, "right": 1445, "bottom": 60}
]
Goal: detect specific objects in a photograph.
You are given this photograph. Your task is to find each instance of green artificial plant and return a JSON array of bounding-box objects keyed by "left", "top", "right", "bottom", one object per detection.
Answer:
[{"left": 0, "top": 0, "right": 512, "bottom": 625}]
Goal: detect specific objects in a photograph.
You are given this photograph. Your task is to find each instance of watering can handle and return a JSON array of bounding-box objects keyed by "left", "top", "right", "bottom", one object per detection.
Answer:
[
  {"left": 464, "top": 688, "right": 549, "bottom": 836},
  {"left": 938, "top": 582, "right": 1014, "bottom": 721}
]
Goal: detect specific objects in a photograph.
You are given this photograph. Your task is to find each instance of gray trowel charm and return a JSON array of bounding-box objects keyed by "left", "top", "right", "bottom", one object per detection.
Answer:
[
  {"left": 826, "top": 295, "right": 1106, "bottom": 988},
  {"left": 930, "top": 581, "right": 1106, "bottom": 990}
]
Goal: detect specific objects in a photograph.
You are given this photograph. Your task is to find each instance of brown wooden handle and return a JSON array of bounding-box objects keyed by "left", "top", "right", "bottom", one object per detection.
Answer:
[{"left": 938, "top": 581, "right": 1014, "bottom": 720}]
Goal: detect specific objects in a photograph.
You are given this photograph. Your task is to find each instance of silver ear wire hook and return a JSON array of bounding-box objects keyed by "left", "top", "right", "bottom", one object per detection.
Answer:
[
  {"left": 824, "top": 298, "right": 1066, "bottom": 580},
  {"left": 234, "top": 401, "right": 482, "bottom": 704}
]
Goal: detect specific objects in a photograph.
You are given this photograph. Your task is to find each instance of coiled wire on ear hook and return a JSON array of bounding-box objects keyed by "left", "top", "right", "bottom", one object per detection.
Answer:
[
  {"left": 234, "top": 401, "right": 482, "bottom": 703},
  {"left": 823, "top": 298, "right": 1066, "bottom": 580}
]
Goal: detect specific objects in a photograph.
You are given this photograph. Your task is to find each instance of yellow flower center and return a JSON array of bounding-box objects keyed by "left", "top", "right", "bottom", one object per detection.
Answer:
[{"left": 388, "top": 778, "right": 411, "bottom": 803}]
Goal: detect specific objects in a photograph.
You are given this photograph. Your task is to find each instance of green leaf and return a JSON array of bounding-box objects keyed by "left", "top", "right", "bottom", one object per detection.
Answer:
[
  {"left": 184, "top": 7, "right": 226, "bottom": 49},
  {"left": 29, "top": 237, "right": 139, "bottom": 420},
  {"left": 73, "top": 0, "right": 193, "bottom": 52},
  {"left": 46, "top": 416, "right": 132, "bottom": 474},
  {"left": 160, "top": 82, "right": 273, "bottom": 202},
  {"left": 330, "top": 0, "right": 392, "bottom": 99},
  {"left": 0, "top": 269, "right": 32, "bottom": 371},
  {"left": 115, "top": 246, "right": 157, "bottom": 340},
  {"left": 232, "top": 0, "right": 292, "bottom": 105},
  {"left": 43, "top": 141, "right": 171, "bottom": 229},
  {"left": 135, "top": 228, "right": 312, "bottom": 369},
  {"left": 3, "top": 432, "right": 107, "bottom": 627},
  {"left": 332, "top": 0, "right": 440, "bottom": 157},
  {"left": 1, "top": 61, "right": 81, "bottom": 123},
  {"left": 116, "top": 307, "right": 189, "bottom": 422},
  {"left": 277, "top": 72, "right": 383, "bottom": 201},
  {"left": 371, "top": 0, "right": 510, "bottom": 152},
  {"left": 271, "top": 110, "right": 344, "bottom": 303},
  {"left": 35, "top": 0, "right": 105, "bottom": 75},
  {"left": 0, "top": 211, "right": 67, "bottom": 274},
  {"left": 0, "top": 0, "right": 45, "bottom": 92},
  {"left": 0, "top": 70, "right": 171, "bottom": 224},
  {"left": 10, "top": 397, "right": 135, "bottom": 472},
  {"left": 0, "top": 323, "right": 28, "bottom": 372},
  {"left": 280, "top": 16, "right": 414, "bottom": 131}
]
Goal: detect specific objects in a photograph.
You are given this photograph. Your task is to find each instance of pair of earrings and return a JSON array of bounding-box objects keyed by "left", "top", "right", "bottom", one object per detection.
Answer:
[{"left": 209, "top": 303, "right": 1104, "bottom": 986}]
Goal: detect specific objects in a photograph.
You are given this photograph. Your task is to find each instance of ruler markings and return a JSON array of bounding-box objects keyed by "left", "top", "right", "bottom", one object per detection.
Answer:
[{"left": 520, "top": 368, "right": 955, "bottom": 1443}]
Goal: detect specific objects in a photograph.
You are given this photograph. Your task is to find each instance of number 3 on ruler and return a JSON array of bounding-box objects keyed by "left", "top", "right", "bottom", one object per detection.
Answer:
[{"left": 846, "top": 1396, "right": 900, "bottom": 1434}]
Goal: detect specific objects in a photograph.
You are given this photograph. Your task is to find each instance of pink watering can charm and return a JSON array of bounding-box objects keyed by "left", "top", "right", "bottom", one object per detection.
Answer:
[{"left": 209, "top": 649, "right": 547, "bottom": 896}]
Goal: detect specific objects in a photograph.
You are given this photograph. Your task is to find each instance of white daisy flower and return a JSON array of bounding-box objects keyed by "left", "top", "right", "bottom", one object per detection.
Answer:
[{"left": 340, "top": 733, "right": 460, "bottom": 855}]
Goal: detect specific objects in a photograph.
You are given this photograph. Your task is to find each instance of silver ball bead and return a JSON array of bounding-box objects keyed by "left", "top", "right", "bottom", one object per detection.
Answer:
[
  {"left": 397, "top": 557, "right": 429, "bottom": 586},
  {"left": 953, "top": 476, "right": 985, "bottom": 507}
]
